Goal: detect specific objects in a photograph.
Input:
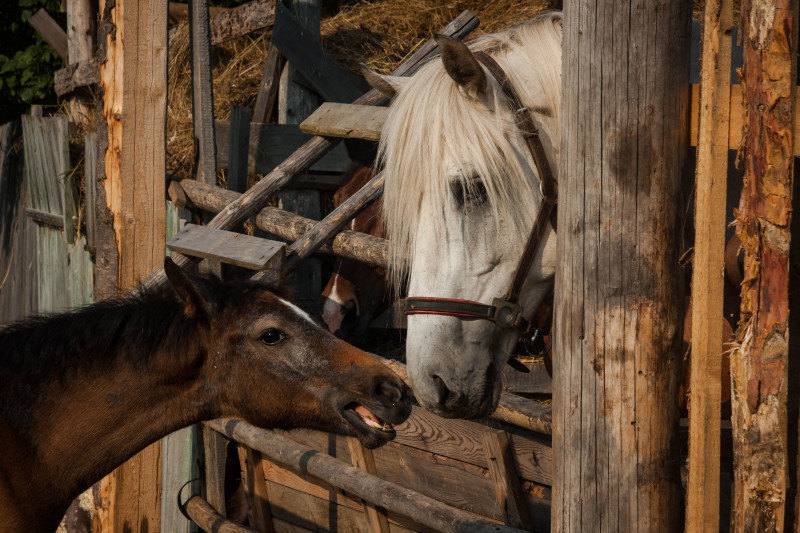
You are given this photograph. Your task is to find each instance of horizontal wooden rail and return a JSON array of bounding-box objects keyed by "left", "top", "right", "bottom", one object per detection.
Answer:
[
  {"left": 25, "top": 208, "right": 65, "bottom": 228},
  {"left": 183, "top": 495, "right": 252, "bottom": 532},
  {"left": 375, "top": 355, "right": 552, "bottom": 435},
  {"left": 170, "top": 179, "right": 388, "bottom": 267},
  {"left": 138, "top": 10, "right": 479, "bottom": 292},
  {"left": 206, "top": 419, "right": 526, "bottom": 533}
]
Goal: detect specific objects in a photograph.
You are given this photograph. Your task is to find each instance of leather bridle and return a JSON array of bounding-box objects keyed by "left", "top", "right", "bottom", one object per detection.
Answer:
[{"left": 401, "top": 52, "right": 558, "bottom": 358}]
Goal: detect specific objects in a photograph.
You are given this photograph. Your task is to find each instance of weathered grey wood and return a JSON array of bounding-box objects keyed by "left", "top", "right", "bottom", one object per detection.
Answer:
[
  {"left": 28, "top": 9, "right": 68, "bottom": 62},
  {"left": 227, "top": 106, "right": 251, "bottom": 193},
  {"left": 59, "top": 121, "right": 78, "bottom": 244},
  {"left": 206, "top": 0, "right": 275, "bottom": 44},
  {"left": 138, "top": 11, "right": 479, "bottom": 291},
  {"left": 299, "top": 103, "right": 387, "bottom": 141},
  {"left": 271, "top": 2, "right": 368, "bottom": 104},
  {"left": 553, "top": 1, "right": 690, "bottom": 531},
  {"left": 25, "top": 207, "right": 64, "bottom": 228},
  {"left": 207, "top": 419, "right": 525, "bottom": 533},
  {"left": 189, "top": 0, "right": 217, "bottom": 186},
  {"left": 84, "top": 133, "right": 97, "bottom": 252},
  {"left": 167, "top": 223, "right": 285, "bottom": 270},
  {"left": 253, "top": 43, "right": 283, "bottom": 124},
  {"left": 501, "top": 360, "right": 551, "bottom": 394},
  {"left": 214, "top": 121, "right": 351, "bottom": 175},
  {"left": 203, "top": 424, "right": 229, "bottom": 516},
  {"left": 284, "top": 171, "right": 383, "bottom": 270},
  {"left": 53, "top": 58, "right": 100, "bottom": 97},
  {"left": 482, "top": 429, "right": 533, "bottom": 530},
  {"left": 172, "top": 179, "right": 387, "bottom": 267}
]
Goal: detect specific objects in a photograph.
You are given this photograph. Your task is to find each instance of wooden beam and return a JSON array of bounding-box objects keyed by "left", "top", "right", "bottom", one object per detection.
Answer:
[
  {"left": 206, "top": 0, "right": 275, "bottom": 45},
  {"left": 183, "top": 495, "right": 252, "bottom": 533},
  {"left": 253, "top": 43, "right": 284, "bottom": 124},
  {"left": 207, "top": 419, "right": 525, "bottom": 533},
  {"left": 300, "top": 103, "right": 387, "bottom": 141},
  {"left": 685, "top": 0, "right": 732, "bottom": 531},
  {"left": 482, "top": 429, "right": 533, "bottom": 530},
  {"left": 25, "top": 207, "right": 64, "bottom": 228},
  {"left": 731, "top": 1, "right": 797, "bottom": 531},
  {"left": 347, "top": 438, "right": 391, "bottom": 532},
  {"left": 53, "top": 58, "right": 100, "bottom": 97},
  {"left": 202, "top": 424, "right": 229, "bottom": 516},
  {"left": 28, "top": 9, "right": 68, "bottom": 63},
  {"left": 189, "top": 0, "right": 217, "bottom": 186},
  {"left": 500, "top": 360, "right": 551, "bottom": 394},
  {"left": 227, "top": 106, "right": 251, "bottom": 193},
  {"left": 554, "top": 1, "right": 689, "bottom": 530},
  {"left": 271, "top": 2, "right": 368, "bottom": 104},
  {"left": 137, "top": 10, "right": 480, "bottom": 291},
  {"left": 167, "top": 224, "right": 285, "bottom": 270},
  {"left": 244, "top": 448, "right": 275, "bottom": 532}
]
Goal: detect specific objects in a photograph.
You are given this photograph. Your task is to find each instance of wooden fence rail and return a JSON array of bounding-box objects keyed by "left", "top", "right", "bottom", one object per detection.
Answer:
[{"left": 206, "top": 419, "right": 526, "bottom": 533}]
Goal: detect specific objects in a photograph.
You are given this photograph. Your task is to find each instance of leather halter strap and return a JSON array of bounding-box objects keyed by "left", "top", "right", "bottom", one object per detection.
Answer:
[{"left": 402, "top": 52, "right": 558, "bottom": 332}]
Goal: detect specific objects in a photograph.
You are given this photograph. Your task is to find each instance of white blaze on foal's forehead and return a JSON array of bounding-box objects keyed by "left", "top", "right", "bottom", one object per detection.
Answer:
[{"left": 278, "top": 298, "right": 316, "bottom": 325}]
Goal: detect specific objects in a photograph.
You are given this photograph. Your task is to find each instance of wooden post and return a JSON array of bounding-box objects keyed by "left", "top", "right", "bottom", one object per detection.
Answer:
[
  {"left": 66, "top": 0, "right": 95, "bottom": 123},
  {"left": 346, "top": 437, "right": 390, "bottom": 533},
  {"left": 686, "top": 0, "right": 733, "bottom": 531},
  {"left": 276, "top": 0, "right": 322, "bottom": 311},
  {"left": 553, "top": 1, "right": 690, "bottom": 530},
  {"left": 92, "top": 0, "right": 168, "bottom": 527},
  {"left": 731, "top": 1, "right": 797, "bottom": 531},
  {"left": 189, "top": 0, "right": 217, "bottom": 186}
]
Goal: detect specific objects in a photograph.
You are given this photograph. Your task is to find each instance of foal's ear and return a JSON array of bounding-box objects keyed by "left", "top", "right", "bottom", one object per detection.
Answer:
[
  {"left": 164, "top": 257, "right": 210, "bottom": 320},
  {"left": 360, "top": 64, "right": 408, "bottom": 100},
  {"left": 435, "top": 34, "right": 487, "bottom": 100}
]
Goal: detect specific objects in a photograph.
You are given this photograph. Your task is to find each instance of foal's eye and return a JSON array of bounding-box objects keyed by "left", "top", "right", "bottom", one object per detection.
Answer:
[
  {"left": 259, "top": 328, "right": 286, "bottom": 346},
  {"left": 450, "top": 176, "right": 488, "bottom": 210}
]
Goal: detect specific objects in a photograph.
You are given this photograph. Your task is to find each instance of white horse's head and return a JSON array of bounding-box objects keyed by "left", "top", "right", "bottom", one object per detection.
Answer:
[{"left": 370, "top": 13, "right": 563, "bottom": 418}]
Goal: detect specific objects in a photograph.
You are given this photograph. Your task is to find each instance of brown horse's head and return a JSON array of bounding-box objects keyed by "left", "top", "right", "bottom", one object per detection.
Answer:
[{"left": 164, "top": 258, "right": 410, "bottom": 448}]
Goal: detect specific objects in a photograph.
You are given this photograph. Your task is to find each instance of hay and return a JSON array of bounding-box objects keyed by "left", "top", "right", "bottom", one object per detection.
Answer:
[{"left": 166, "top": 0, "right": 560, "bottom": 181}]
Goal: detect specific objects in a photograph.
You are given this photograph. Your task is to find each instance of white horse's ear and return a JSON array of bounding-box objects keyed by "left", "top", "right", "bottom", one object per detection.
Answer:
[
  {"left": 435, "top": 34, "right": 487, "bottom": 100},
  {"left": 360, "top": 64, "right": 408, "bottom": 99},
  {"left": 551, "top": 13, "right": 563, "bottom": 40}
]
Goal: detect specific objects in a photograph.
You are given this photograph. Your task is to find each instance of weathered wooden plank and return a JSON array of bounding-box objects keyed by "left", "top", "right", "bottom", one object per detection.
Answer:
[
  {"left": 299, "top": 103, "right": 387, "bottom": 141},
  {"left": 482, "top": 430, "right": 533, "bottom": 530},
  {"left": 731, "top": 1, "right": 797, "bottom": 531},
  {"left": 347, "top": 438, "right": 390, "bottom": 533},
  {"left": 501, "top": 360, "right": 551, "bottom": 394},
  {"left": 214, "top": 121, "right": 351, "bottom": 175},
  {"left": 190, "top": 0, "right": 217, "bottom": 186},
  {"left": 172, "top": 179, "right": 387, "bottom": 267},
  {"left": 206, "top": 0, "right": 275, "bottom": 45},
  {"left": 160, "top": 425, "right": 200, "bottom": 533},
  {"left": 246, "top": 447, "right": 276, "bottom": 532},
  {"left": 65, "top": 0, "right": 94, "bottom": 123},
  {"left": 138, "top": 10, "right": 480, "bottom": 291},
  {"left": 25, "top": 207, "right": 64, "bottom": 228},
  {"left": 253, "top": 43, "right": 284, "bottom": 124},
  {"left": 53, "top": 58, "right": 101, "bottom": 97},
  {"left": 685, "top": 0, "right": 732, "bottom": 531},
  {"left": 167, "top": 224, "right": 285, "bottom": 270},
  {"left": 83, "top": 133, "right": 97, "bottom": 252},
  {"left": 57, "top": 120, "right": 78, "bottom": 244},
  {"left": 203, "top": 424, "right": 229, "bottom": 515},
  {"left": 227, "top": 106, "right": 251, "bottom": 193},
  {"left": 271, "top": 2, "right": 368, "bottom": 104},
  {"left": 28, "top": 9, "right": 68, "bottom": 62},
  {"left": 207, "top": 419, "right": 525, "bottom": 533}
]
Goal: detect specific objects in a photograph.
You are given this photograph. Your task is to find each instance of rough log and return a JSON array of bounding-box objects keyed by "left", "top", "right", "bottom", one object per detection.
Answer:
[
  {"left": 206, "top": 419, "right": 525, "bottom": 533},
  {"left": 686, "top": 0, "right": 732, "bottom": 530},
  {"left": 553, "top": 1, "right": 690, "bottom": 530},
  {"left": 138, "top": 10, "right": 479, "bottom": 291},
  {"left": 183, "top": 495, "right": 252, "bottom": 533},
  {"left": 168, "top": 0, "right": 276, "bottom": 44},
  {"left": 172, "top": 179, "right": 387, "bottom": 267},
  {"left": 731, "top": 1, "right": 797, "bottom": 531},
  {"left": 54, "top": 59, "right": 100, "bottom": 97}
]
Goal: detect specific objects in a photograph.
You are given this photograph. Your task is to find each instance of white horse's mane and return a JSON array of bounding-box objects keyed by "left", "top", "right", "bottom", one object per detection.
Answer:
[{"left": 379, "top": 12, "right": 563, "bottom": 291}]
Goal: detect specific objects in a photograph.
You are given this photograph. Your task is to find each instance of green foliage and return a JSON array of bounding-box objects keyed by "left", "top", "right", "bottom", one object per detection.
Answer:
[{"left": 0, "top": 0, "right": 65, "bottom": 123}]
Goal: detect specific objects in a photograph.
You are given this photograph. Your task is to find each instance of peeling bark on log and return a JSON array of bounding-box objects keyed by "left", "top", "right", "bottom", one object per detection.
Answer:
[
  {"left": 731, "top": 1, "right": 797, "bottom": 531},
  {"left": 54, "top": 58, "right": 100, "bottom": 96}
]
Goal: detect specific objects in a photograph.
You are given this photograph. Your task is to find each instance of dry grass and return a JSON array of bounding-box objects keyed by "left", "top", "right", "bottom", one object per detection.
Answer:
[{"left": 166, "top": 0, "right": 560, "bottom": 180}]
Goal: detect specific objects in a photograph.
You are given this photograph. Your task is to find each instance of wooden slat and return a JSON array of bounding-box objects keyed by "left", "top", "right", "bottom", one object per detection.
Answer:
[
  {"left": 25, "top": 207, "right": 64, "bottom": 228},
  {"left": 84, "top": 133, "right": 97, "bottom": 252},
  {"left": 214, "top": 121, "right": 351, "bottom": 175},
  {"left": 246, "top": 447, "right": 276, "bottom": 532},
  {"left": 501, "top": 360, "right": 551, "bottom": 394},
  {"left": 190, "top": 0, "right": 217, "bottom": 186},
  {"left": 482, "top": 430, "right": 533, "bottom": 530},
  {"left": 299, "top": 103, "right": 387, "bottom": 141},
  {"left": 271, "top": 2, "right": 368, "bottom": 104},
  {"left": 138, "top": 10, "right": 480, "bottom": 291},
  {"left": 686, "top": 0, "right": 732, "bottom": 531},
  {"left": 28, "top": 9, "right": 68, "bottom": 62},
  {"left": 203, "top": 424, "right": 229, "bottom": 515},
  {"left": 58, "top": 120, "right": 78, "bottom": 244},
  {"left": 227, "top": 106, "right": 251, "bottom": 193},
  {"left": 167, "top": 223, "right": 285, "bottom": 270},
  {"left": 347, "top": 438, "right": 391, "bottom": 533},
  {"left": 253, "top": 43, "right": 284, "bottom": 124}
]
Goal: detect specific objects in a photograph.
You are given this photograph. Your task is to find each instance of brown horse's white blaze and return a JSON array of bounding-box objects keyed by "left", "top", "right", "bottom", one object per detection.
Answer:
[
  {"left": 321, "top": 164, "right": 390, "bottom": 340},
  {"left": 368, "top": 13, "right": 563, "bottom": 418},
  {"left": 0, "top": 258, "right": 410, "bottom": 532}
]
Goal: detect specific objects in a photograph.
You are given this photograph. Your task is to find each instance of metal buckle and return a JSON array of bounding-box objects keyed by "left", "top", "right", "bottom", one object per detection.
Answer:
[{"left": 491, "top": 297, "right": 523, "bottom": 328}]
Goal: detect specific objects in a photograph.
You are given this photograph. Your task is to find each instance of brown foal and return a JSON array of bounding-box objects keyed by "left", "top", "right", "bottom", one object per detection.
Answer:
[{"left": 0, "top": 258, "right": 411, "bottom": 531}]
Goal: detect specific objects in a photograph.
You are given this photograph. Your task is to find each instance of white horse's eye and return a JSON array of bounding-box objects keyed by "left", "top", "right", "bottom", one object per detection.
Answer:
[{"left": 450, "top": 177, "right": 488, "bottom": 210}]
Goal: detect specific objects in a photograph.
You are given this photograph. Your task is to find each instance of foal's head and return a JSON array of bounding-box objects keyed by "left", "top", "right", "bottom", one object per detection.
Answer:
[{"left": 164, "top": 259, "right": 410, "bottom": 447}]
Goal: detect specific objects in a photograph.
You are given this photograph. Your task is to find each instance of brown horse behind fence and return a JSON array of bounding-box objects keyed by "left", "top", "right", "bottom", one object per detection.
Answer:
[{"left": 0, "top": 258, "right": 410, "bottom": 532}]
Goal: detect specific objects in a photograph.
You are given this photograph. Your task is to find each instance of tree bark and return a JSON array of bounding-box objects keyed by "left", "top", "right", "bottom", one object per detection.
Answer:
[
  {"left": 553, "top": 1, "right": 690, "bottom": 530},
  {"left": 731, "top": 1, "right": 797, "bottom": 531}
]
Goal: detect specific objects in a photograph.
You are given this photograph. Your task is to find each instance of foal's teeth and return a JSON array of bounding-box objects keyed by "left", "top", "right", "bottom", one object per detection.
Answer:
[{"left": 354, "top": 405, "right": 393, "bottom": 431}]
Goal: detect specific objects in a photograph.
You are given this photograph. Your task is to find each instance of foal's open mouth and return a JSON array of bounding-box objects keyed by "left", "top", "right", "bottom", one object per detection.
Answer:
[{"left": 341, "top": 402, "right": 396, "bottom": 440}]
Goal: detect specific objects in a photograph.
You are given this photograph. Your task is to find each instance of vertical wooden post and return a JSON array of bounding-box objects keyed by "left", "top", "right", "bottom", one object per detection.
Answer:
[
  {"left": 686, "top": 0, "right": 733, "bottom": 531},
  {"left": 346, "top": 437, "right": 390, "bottom": 533},
  {"left": 731, "top": 1, "right": 797, "bottom": 531},
  {"left": 66, "top": 0, "right": 95, "bottom": 123},
  {"left": 553, "top": 1, "right": 690, "bottom": 530},
  {"left": 277, "top": 0, "right": 322, "bottom": 311},
  {"left": 92, "top": 0, "right": 168, "bottom": 527},
  {"left": 189, "top": 0, "right": 217, "bottom": 186}
]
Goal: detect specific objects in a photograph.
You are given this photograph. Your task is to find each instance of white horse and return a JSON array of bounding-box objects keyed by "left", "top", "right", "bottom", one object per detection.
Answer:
[{"left": 364, "top": 12, "right": 563, "bottom": 418}]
